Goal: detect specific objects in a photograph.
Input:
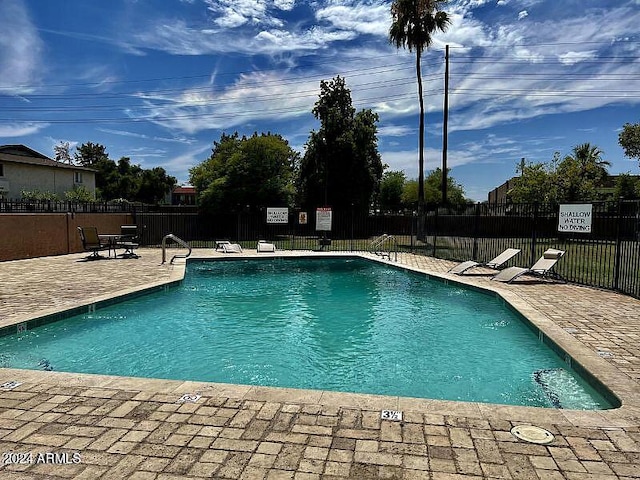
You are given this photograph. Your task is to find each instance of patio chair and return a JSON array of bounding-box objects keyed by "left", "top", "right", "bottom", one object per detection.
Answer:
[
  {"left": 448, "top": 248, "right": 521, "bottom": 275},
  {"left": 257, "top": 240, "right": 276, "bottom": 253},
  {"left": 492, "top": 248, "right": 565, "bottom": 283},
  {"left": 116, "top": 225, "right": 139, "bottom": 258},
  {"left": 216, "top": 241, "right": 243, "bottom": 253},
  {"left": 77, "top": 226, "right": 110, "bottom": 259}
]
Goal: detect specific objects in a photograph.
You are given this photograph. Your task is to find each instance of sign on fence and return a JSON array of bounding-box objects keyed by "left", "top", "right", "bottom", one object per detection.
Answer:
[
  {"left": 266, "top": 207, "right": 288, "bottom": 224},
  {"left": 298, "top": 212, "right": 308, "bottom": 225},
  {"left": 316, "top": 207, "right": 332, "bottom": 231},
  {"left": 558, "top": 204, "right": 592, "bottom": 233}
]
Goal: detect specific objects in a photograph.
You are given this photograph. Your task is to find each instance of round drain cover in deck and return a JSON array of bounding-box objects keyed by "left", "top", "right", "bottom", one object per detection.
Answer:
[{"left": 511, "top": 425, "right": 554, "bottom": 444}]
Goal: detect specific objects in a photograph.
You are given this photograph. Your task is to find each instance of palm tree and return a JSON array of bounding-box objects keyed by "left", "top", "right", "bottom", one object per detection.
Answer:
[
  {"left": 570, "top": 143, "right": 611, "bottom": 173},
  {"left": 389, "top": 0, "right": 450, "bottom": 211}
]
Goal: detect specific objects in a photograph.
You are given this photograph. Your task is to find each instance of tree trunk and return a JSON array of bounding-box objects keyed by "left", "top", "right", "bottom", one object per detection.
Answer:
[{"left": 416, "top": 49, "right": 425, "bottom": 213}]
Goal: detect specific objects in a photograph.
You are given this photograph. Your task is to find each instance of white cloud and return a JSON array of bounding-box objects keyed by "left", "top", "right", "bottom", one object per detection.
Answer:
[
  {"left": 558, "top": 50, "right": 597, "bottom": 65},
  {"left": 0, "top": 0, "right": 43, "bottom": 93},
  {"left": 97, "top": 128, "right": 196, "bottom": 144},
  {"left": 0, "top": 122, "right": 49, "bottom": 138},
  {"left": 518, "top": 10, "right": 529, "bottom": 20},
  {"left": 274, "top": 0, "right": 295, "bottom": 10},
  {"left": 379, "top": 125, "right": 414, "bottom": 137},
  {"left": 316, "top": 4, "right": 390, "bottom": 36}
]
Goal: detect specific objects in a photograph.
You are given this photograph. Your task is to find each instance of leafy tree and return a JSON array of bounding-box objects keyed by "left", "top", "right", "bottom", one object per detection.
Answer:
[
  {"left": 508, "top": 144, "right": 611, "bottom": 203},
  {"left": 424, "top": 168, "right": 466, "bottom": 206},
  {"left": 613, "top": 173, "right": 640, "bottom": 200},
  {"left": 74, "top": 142, "right": 109, "bottom": 167},
  {"left": 401, "top": 169, "right": 467, "bottom": 206},
  {"left": 65, "top": 185, "right": 94, "bottom": 202},
  {"left": 619, "top": 122, "right": 640, "bottom": 165},
  {"left": 379, "top": 171, "right": 406, "bottom": 212},
  {"left": 390, "top": 0, "right": 451, "bottom": 207},
  {"left": 508, "top": 160, "right": 557, "bottom": 203},
  {"left": 138, "top": 167, "right": 177, "bottom": 204},
  {"left": 74, "top": 142, "right": 176, "bottom": 203},
  {"left": 190, "top": 132, "right": 298, "bottom": 213},
  {"left": 54, "top": 141, "right": 73, "bottom": 164},
  {"left": 297, "top": 76, "right": 383, "bottom": 213},
  {"left": 556, "top": 143, "right": 610, "bottom": 202}
]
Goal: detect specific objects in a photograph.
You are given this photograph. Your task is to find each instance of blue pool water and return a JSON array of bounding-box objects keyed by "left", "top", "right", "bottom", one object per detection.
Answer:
[{"left": 0, "top": 258, "right": 613, "bottom": 409}]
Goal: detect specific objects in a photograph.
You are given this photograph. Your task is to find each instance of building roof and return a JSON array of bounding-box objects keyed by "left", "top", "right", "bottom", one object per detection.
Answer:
[
  {"left": 173, "top": 186, "right": 196, "bottom": 194},
  {"left": 0, "top": 145, "right": 95, "bottom": 172}
]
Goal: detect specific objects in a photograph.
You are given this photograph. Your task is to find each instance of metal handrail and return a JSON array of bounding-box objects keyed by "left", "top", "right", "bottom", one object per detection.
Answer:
[
  {"left": 162, "top": 234, "right": 192, "bottom": 264},
  {"left": 369, "top": 234, "right": 398, "bottom": 261}
]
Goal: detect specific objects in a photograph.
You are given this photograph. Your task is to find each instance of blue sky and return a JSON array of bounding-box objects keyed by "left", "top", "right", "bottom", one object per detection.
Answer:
[{"left": 1, "top": 0, "right": 638, "bottom": 201}]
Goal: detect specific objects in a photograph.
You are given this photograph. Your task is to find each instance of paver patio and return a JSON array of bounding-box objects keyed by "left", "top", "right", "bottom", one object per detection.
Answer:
[{"left": 0, "top": 248, "right": 639, "bottom": 479}]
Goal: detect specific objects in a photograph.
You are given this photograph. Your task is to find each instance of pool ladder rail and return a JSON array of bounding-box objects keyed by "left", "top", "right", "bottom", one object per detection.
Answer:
[
  {"left": 162, "top": 234, "right": 192, "bottom": 264},
  {"left": 369, "top": 234, "right": 398, "bottom": 261}
]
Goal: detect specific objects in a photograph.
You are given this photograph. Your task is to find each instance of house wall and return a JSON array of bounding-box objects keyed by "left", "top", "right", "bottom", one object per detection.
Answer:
[
  {"left": 0, "top": 213, "right": 133, "bottom": 261},
  {"left": 1, "top": 162, "right": 96, "bottom": 199}
]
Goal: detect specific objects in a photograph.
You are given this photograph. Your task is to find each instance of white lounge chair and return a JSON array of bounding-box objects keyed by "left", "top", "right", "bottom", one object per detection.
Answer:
[
  {"left": 257, "top": 240, "right": 276, "bottom": 252},
  {"left": 448, "top": 248, "right": 521, "bottom": 275},
  {"left": 492, "top": 248, "right": 565, "bottom": 283},
  {"left": 215, "top": 240, "right": 243, "bottom": 253}
]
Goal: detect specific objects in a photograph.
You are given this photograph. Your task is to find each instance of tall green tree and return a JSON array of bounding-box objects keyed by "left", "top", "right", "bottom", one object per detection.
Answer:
[
  {"left": 556, "top": 143, "right": 610, "bottom": 202},
  {"left": 73, "top": 142, "right": 176, "bottom": 202},
  {"left": 190, "top": 132, "right": 298, "bottom": 213},
  {"left": 508, "top": 144, "right": 610, "bottom": 203},
  {"left": 379, "top": 171, "right": 406, "bottom": 212},
  {"left": 389, "top": 0, "right": 451, "bottom": 207},
  {"left": 297, "top": 76, "right": 383, "bottom": 213},
  {"left": 619, "top": 122, "right": 640, "bottom": 165},
  {"left": 138, "top": 167, "right": 177, "bottom": 204},
  {"left": 74, "top": 142, "right": 109, "bottom": 167},
  {"left": 508, "top": 160, "right": 558, "bottom": 204},
  {"left": 613, "top": 173, "right": 640, "bottom": 200},
  {"left": 402, "top": 169, "right": 467, "bottom": 207}
]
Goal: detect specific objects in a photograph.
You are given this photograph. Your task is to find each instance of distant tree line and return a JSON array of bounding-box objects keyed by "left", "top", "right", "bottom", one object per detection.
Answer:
[
  {"left": 507, "top": 143, "right": 640, "bottom": 203},
  {"left": 190, "top": 75, "right": 469, "bottom": 215},
  {"left": 57, "top": 141, "right": 177, "bottom": 203}
]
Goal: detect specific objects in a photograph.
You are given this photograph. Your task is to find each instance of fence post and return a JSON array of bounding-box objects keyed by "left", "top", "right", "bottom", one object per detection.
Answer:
[
  {"left": 530, "top": 202, "right": 538, "bottom": 267},
  {"left": 613, "top": 198, "right": 623, "bottom": 291},
  {"left": 432, "top": 207, "right": 438, "bottom": 257},
  {"left": 472, "top": 202, "right": 480, "bottom": 260},
  {"left": 350, "top": 203, "right": 354, "bottom": 252}
]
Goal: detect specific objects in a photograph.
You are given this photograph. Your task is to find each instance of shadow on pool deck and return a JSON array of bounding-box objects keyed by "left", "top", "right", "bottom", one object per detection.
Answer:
[{"left": 0, "top": 249, "right": 639, "bottom": 479}]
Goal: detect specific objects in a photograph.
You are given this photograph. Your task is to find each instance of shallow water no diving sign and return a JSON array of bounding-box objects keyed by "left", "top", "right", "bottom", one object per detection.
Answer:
[{"left": 558, "top": 204, "right": 592, "bottom": 233}]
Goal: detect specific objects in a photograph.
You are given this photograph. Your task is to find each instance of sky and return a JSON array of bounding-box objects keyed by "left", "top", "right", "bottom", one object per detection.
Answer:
[{"left": 0, "top": 0, "right": 638, "bottom": 202}]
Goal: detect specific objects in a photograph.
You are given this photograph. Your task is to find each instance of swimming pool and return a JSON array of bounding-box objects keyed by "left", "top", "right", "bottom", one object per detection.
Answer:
[{"left": 0, "top": 257, "right": 614, "bottom": 409}]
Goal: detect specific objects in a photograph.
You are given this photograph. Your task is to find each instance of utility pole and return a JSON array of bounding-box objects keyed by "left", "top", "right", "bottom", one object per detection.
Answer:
[{"left": 442, "top": 44, "right": 449, "bottom": 205}]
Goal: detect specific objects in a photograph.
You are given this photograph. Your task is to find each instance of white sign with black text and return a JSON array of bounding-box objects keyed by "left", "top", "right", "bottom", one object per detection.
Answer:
[
  {"left": 558, "top": 204, "right": 592, "bottom": 233},
  {"left": 266, "top": 207, "right": 289, "bottom": 224},
  {"left": 316, "top": 207, "right": 332, "bottom": 231}
]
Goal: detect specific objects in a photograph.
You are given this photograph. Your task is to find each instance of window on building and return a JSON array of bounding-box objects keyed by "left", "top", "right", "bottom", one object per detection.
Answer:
[
  {"left": 74, "top": 171, "right": 83, "bottom": 184},
  {"left": 0, "top": 164, "right": 4, "bottom": 177}
]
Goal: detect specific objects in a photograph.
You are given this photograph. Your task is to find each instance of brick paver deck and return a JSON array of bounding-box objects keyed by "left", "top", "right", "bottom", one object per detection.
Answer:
[{"left": 0, "top": 249, "right": 638, "bottom": 479}]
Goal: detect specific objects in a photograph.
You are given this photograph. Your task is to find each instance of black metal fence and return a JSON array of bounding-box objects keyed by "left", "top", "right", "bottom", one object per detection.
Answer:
[
  {"left": 4, "top": 197, "right": 638, "bottom": 298},
  {"left": 422, "top": 201, "right": 640, "bottom": 297},
  {"left": 0, "top": 198, "right": 133, "bottom": 213},
  {"left": 134, "top": 201, "right": 640, "bottom": 298}
]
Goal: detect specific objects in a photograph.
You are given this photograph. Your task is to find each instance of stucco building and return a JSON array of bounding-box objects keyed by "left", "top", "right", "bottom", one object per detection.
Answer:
[{"left": 0, "top": 145, "right": 96, "bottom": 200}]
